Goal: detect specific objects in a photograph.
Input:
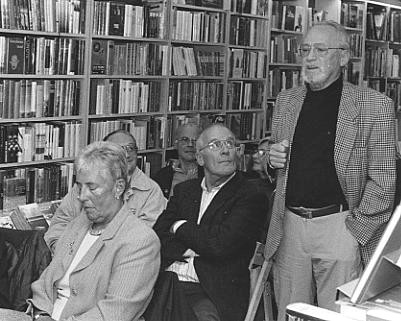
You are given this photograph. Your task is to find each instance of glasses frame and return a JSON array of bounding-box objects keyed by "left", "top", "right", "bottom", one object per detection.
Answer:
[
  {"left": 298, "top": 43, "right": 346, "bottom": 58},
  {"left": 177, "top": 136, "right": 197, "bottom": 145},
  {"left": 121, "top": 144, "right": 138, "bottom": 154},
  {"left": 198, "top": 138, "right": 236, "bottom": 152}
]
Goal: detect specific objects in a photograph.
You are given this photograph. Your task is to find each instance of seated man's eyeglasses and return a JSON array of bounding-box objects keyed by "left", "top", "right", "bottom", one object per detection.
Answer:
[
  {"left": 177, "top": 137, "right": 197, "bottom": 145},
  {"left": 199, "top": 138, "right": 236, "bottom": 152},
  {"left": 299, "top": 43, "right": 346, "bottom": 58},
  {"left": 256, "top": 149, "right": 269, "bottom": 157},
  {"left": 121, "top": 144, "right": 138, "bottom": 154}
]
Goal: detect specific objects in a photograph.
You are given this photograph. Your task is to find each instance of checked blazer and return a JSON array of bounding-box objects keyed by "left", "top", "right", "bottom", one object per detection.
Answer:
[
  {"left": 153, "top": 172, "right": 269, "bottom": 321},
  {"left": 264, "top": 81, "right": 397, "bottom": 266}
]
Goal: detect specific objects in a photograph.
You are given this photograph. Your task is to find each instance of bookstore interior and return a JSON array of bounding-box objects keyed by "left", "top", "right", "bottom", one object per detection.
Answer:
[{"left": 1, "top": 0, "right": 401, "bottom": 319}]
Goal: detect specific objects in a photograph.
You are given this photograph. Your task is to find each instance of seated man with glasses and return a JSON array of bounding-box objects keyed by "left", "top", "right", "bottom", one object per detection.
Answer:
[
  {"left": 147, "top": 124, "right": 268, "bottom": 321},
  {"left": 154, "top": 123, "right": 204, "bottom": 199},
  {"left": 44, "top": 129, "right": 167, "bottom": 253},
  {"left": 264, "top": 20, "right": 396, "bottom": 320}
]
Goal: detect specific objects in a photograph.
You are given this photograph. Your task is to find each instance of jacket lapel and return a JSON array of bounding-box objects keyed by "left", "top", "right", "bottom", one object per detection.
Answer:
[
  {"left": 199, "top": 173, "right": 241, "bottom": 225},
  {"left": 334, "top": 82, "right": 359, "bottom": 191}
]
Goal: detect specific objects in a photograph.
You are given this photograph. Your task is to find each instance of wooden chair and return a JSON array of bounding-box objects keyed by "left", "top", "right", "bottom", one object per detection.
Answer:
[{"left": 246, "top": 242, "right": 274, "bottom": 321}]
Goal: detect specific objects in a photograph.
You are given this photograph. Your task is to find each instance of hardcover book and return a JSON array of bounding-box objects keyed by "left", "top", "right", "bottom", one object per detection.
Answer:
[{"left": 7, "top": 37, "right": 25, "bottom": 74}]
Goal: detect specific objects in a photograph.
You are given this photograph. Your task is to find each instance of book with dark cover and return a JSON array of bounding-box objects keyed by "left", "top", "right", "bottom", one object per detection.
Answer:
[
  {"left": 91, "top": 40, "right": 113, "bottom": 75},
  {"left": 4, "top": 125, "right": 20, "bottom": 163},
  {"left": 7, "top": 37, "right": 25, "bottom": 74},
  {"left": 3, "top": 175, "right": 26, "bottom": 210},
  {"left": 109, "top": 2, "right": 125, "bottom": 36}
]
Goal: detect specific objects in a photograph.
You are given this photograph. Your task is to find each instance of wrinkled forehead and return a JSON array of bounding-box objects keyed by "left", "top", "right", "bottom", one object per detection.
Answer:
[
  {"left": 106, "top": 132, "right": 135, "bottom": 147},
  {"left": 203, "top": 126, "right": 234, "bottom": 143},
  {"left": 178, "top": 125, "right": 200, "bottom": 139},
  {"left": 303, "top": 25, "right": 341, "bottom": 46}
]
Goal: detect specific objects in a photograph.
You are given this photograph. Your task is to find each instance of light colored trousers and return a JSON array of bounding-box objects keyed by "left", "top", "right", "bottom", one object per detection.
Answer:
[{"left": 273, "top": 209, "right": 362, "bottom": 321}]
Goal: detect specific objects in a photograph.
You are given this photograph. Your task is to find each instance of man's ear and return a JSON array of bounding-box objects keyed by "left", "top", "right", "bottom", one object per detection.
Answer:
[
  {"left": 340, "top": 49, "right": 350, "bottom": 67},
  {"left": 115, "top": 178, "right": 126, "bottom": 197},
  {"left": 196, "top": 152, "right": 204, "bottom": 166}
]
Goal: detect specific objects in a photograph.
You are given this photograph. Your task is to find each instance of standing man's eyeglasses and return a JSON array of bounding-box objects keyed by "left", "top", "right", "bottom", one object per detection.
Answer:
[
  {"left": 177, "top": 137, "right": 197, "bottom": 145},
  {"left": 121, "top": 144, "right": 138, "bottom": 154},
  {"left": 299, "top": 43, "right": 346, "bottom": 58}
]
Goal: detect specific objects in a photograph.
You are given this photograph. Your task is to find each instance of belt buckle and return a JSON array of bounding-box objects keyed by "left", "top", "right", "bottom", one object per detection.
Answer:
[{"left": 299, "top": 207, "right": 313, "bottom": 219}]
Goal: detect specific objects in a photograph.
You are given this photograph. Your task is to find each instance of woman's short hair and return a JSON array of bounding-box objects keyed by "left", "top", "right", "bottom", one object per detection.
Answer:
[{"left": 75, "top": 141, "right": 128, "bottom": 186}]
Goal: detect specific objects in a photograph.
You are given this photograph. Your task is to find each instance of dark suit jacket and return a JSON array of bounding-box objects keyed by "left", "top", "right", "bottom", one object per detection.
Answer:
[
  {"left": 153, "top": 172, "right": 269, "bottom": 321},
  {"left": 153, "top": 164, "right": 204, "bottom": 199}
]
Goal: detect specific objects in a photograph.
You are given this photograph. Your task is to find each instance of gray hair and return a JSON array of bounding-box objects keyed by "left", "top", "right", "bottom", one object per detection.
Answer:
[
  {"left": 308, "top": 20, "right": 350, "bottom": 50},
  {"left": 75, "top": 141, "right": 128, "bottom": 186}
]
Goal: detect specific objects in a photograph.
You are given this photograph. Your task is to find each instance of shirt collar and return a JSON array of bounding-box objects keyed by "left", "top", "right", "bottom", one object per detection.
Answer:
[
  {"left": 127, "top": 167, "right": 152, "bottom": 192},
  {"left": 201, "top": 172, "right": 236, "bottom": 193}
]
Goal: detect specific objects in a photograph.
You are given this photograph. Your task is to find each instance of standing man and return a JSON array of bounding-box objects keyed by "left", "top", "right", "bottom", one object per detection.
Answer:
[
  {"left": 154, "top": 123, "right": 204, "bottom": 199},
  {"left": 265, "top": 21, "right": 396, "bottom": 320},
  {"left": 45, "top": 129, "right": 167, "bottom": 252},
  {"left": 152, "top": 124, "right": 268, "bottom": 321}
]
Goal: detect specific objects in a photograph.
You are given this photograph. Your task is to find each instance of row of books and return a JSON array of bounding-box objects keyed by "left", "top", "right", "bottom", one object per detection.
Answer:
[
  {"left": 89, "top": 80, "right": 162, "bottom": 115},
  {"left": 172, "top": 10, "right": 225, "bottom": 43},
  {"left": 230, "top": 0, "right": 267, "bottom": 16},
  {"left": 229, "top": 16, "right": 268, "bottom": 47},
  {"left": 0, "top": 122, "right": 82, "bottom": 163},
  {"left": 364, "top": 46, "right": 401, "bottom": 78},
  {"left": 268, "top": 69, "right": 301, "bottom": 98},
  {"left": 171, "top": 46, "right": 224, "bottom": 77},
  {"left": 92, "top": 1, "right": 166, "bottom": 39},
  {"left": 227, "top": 81, "right": 265, "bottom": 110},
  {"left": 91, "top": 40, "right": 168, "bottom": 76},
  {"left": 0, "top": 0, "right": 85, "bottom": 33},
  {"left": 0, "top": 79, "right": 80, "bottom": 119},
  {"left": 349, "top": 33, "right": 363, "bottom": 58},
  {"left": 227, "top": 112, "right": 263, "bottom": 141},
  {"left": 0, "top": 163, "right": 74, "bottom": 210},
  {"left": 340, "top": 2, "right": 364, "bottom": 29},
  {"left": 89, "top": 117, "right": 166, "bottom": 151},
  {"left": 271, "top": 2, "right": 305, "bottom": 33},
  {"left": 269, "top": 34, "right": 300, "bottom": 64},
  {"left": 229, "top": 48, "right": 266, "bottom": 79},
  {"left": 168, "top": 81, "right": 224, "bottom": 112},
  {"left": 389, "top": 9, "right": 401, "bottom": 43},
  {"left": 366, "top": 5, "right": 387, "bottom": 41},
  {"left": 0, "top": 36, "right": 85, "bottom": 75},
  {"left": 172, "top": 0, "right": 224, "bottom": 10}
]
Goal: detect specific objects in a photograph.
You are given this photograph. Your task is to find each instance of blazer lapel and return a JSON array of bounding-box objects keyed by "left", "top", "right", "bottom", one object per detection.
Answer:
[
  {"left": 199, "top": 173, "right": 241, "bottom": 225},
  {"left": 334, "top": 82, "right": 359, "bottom": 191},
  {"left": 72, "top": 204, "right": 130, "bottom": 274}
]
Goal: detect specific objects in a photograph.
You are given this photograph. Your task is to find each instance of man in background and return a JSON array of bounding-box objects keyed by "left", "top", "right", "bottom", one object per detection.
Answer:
[
  {"left": 150, "top": 124, "right": 268, "bottom": 321},
  {"left": 264, "top": 21, "right": 396, "bottom": 320},
  {"left": 44, "top": 129, "right": 167, "bottom": 252},
  {"left": 154, "top": 123, "right": 204, "bottom": 199}
]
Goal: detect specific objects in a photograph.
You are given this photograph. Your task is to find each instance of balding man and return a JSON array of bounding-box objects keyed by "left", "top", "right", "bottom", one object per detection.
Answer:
[{"left": 151, "top": 124, "right": 268, "bottom": 321}]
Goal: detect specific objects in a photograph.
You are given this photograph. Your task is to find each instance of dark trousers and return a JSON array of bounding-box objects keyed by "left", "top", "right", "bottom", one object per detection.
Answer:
[{"left": 179, "top": 281, "right": 221, "bottom": 321}]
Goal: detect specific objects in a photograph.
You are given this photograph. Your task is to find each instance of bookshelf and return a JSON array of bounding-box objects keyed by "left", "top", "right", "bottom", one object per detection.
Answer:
[{"left": 0, "top": 0, "right": 274, "bottom": 214}]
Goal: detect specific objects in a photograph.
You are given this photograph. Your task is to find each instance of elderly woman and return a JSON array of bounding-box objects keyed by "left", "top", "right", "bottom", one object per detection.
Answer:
[{"left": 0, "top": 141, "right": 161, "bottom": 321}]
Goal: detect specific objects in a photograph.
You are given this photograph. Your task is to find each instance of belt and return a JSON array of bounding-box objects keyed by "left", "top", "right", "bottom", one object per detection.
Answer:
[{"left": 287, "top": 204, "right": 348, "bottom": 219}]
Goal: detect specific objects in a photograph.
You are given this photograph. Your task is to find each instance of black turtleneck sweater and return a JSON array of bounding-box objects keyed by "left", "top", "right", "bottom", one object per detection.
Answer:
[{"left": 286, "top": 77, "right": 347, "bottom": 208}]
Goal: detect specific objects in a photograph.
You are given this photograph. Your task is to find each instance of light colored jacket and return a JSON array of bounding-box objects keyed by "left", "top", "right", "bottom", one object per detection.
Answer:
[
  {"left": 265, "top": 82, "right": 396, "bottom": 265},
  {"left": 31, "top": 204, "right": 161, "bottom": 321},
  {"left": 45, "top": 167, "right": 167, "bottom": 250}
]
